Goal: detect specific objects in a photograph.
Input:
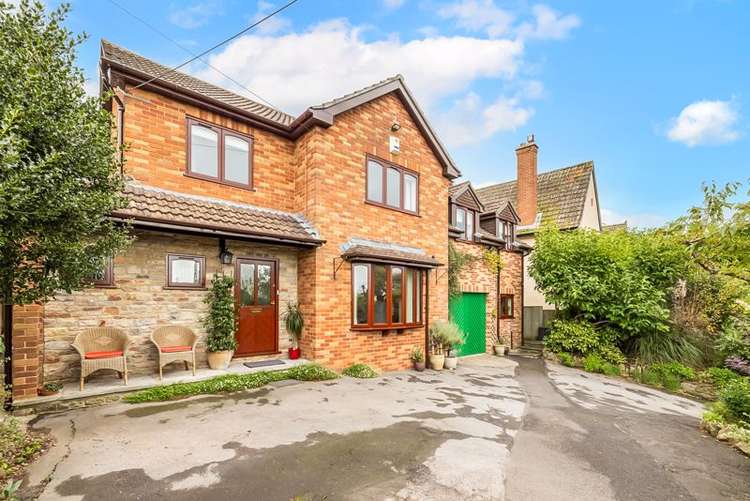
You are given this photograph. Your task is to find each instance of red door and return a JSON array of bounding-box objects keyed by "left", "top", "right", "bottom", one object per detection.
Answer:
[{"left": 235, "top": 258, "right": 278, "bottom": 356}]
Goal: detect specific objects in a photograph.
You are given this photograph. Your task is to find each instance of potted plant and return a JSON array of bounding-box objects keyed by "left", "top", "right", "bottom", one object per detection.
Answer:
[
  {"left": 203, "top": 274, "right": 237, "bottom": 369},
  {"left": 492, "top": 332, "right": 507, "bottom": 356},
  {"left": 443, "top": 323, "right": 465, "bottom": 370},
  {"left": 38, "top": 381, "right": 62, "bottom": 397},
  {"left": 283, "top": 302, "right": 304, "bottom": 360},
  {"left": 429, "top": 321, "right": 453, "bottom": 370},
  {"left": 410, "top": 346, "right": 425, "bottom": 371}
]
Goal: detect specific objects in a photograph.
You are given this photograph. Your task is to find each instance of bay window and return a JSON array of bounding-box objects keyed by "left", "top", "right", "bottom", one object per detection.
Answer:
[
  {"left": 352, "top": 263, "right": 422, "bottom": 329},
  {"left": 187, "top": 117, "right": 253, "bottom": 188},
  {"left": 365, "top": 156, "right": 419, "bottom": 214}
]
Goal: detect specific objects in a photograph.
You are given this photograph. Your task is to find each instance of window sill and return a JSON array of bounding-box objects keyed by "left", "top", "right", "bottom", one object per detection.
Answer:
[
  {"left": 184, "top": 172, "right": 256, "bottom": 192},
  {"left": 364, "top": 200, "right": 420, "bottom": 217},
  {"left": 351, "top": 324, "right": 424, "bottom": 333},
  {"left": 499, "top": 316, "right": 514, "bottom": 320},
  {"left": 163, "top": 286, "right": 208, "bottom": 291},
  {"left": 93, "top": 285, "right": 118, "bottom": 289}
]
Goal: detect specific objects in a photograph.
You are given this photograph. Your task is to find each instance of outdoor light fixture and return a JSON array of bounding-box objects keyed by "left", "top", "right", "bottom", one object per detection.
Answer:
[
  {"left": 219, "top": 238, "right": 234, "bottom": 265},
  {"left": 391, "top": 117, "right": 401, "bottom": 132}
]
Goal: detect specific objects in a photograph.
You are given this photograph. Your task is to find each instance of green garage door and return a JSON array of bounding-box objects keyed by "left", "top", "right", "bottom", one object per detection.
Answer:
[{"left": 449, "top": 292, "right": 487, "bottom": 356}]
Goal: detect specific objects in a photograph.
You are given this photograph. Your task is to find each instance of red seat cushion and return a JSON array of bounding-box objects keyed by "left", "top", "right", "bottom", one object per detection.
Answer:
[
  {"left": 161, "top": 345, "right": 192, "bottom": 353},
  {"left": 85, "top": 350, "right": 123, "bottom": 360}
]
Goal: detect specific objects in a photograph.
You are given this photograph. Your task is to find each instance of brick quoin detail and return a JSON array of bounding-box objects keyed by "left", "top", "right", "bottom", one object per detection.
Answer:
[{"left": 11, "top": 304, "right": 44, "bottom": 400}]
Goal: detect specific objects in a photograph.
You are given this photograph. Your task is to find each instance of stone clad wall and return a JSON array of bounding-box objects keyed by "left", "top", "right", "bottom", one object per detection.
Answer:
[
  {"left": 452, "top": 240, "right": 524, "bottom": 351},
  {"left": 293, "top": 93, "right": 451, "bottom": 371},
  {"left": 42, "top": 230, "right": 298, "bottom": 384}
]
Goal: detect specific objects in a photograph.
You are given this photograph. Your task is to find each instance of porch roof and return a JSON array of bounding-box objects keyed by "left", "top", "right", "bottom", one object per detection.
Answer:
[
  {"left": 112, "top": 183, "right": 324, "bottom": 247},
  {"left": 341, "top": 244, "right": 441, "bottom": 268}
]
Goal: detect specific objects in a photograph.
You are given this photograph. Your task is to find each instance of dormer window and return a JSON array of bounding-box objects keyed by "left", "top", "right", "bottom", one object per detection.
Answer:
[
  {"left": 498, "top": 221, "right": 506, "bottom": 239},
  {"left": 455, "top": 206, "right": 474, "bottom": 241}
]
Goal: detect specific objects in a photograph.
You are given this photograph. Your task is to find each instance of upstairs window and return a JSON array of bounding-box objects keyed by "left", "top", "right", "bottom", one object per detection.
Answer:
[
  {"left": 187, "top": 118, "right": 252, "bottom": 188},
  {"left": 365, "top": 156, "right": 419, "bottom": 214},
  {"left": 500, "top": 294, "right": 514, "bottom": 319},
  {"left": 352, "top": 263, "right": 422, "bottom": 329},
  {"left": 454, "top": 207, "right": 474, "bottom": 241}
]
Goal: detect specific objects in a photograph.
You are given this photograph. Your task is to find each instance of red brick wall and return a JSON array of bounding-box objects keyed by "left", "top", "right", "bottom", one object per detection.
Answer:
[
  {"left": 294, "top": 93, "right": 451, "bottom": 371},
  {"left": 11, "top": 304, "right": 44, "bottom": 400},
  {"left": 119, "top": 86, "right": 297, "bottom": 212},
  {"left": 452, "top": 240, "right": 523, "bottom": 351},
  {"left": 516, "top": 141, "right": 538, "bottom": 226}
]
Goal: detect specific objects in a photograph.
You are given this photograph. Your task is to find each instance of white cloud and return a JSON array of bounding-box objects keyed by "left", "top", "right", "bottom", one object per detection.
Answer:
[
  {"left": 168, "top": 1, "right": 221, "bottom": 29},
  {"left": 666, "top": 99, "right": 741, "bottom": 147},
  {"left": 516, "top": 4, "right": 581, "bottom": 41},
  {"left": 196, "top": 19, "right": 523, "bottom": 115},
  {"left": 251, "top": 1, "right": 292, "bottom": 35},
  {"left": 433, "top": 92, "right": 533, "bottom": 147},
  {"left": 438, "top": 0, "right": 514, "bottom": 38},
  {"left": 83, "top": 77, "right": 99, "bottom": 98},
  {"left": 383, "top": 0, "right": 406, "bottom": 8},
  {"left": 601, "top": 207, "right": 668, "bottom": 229}
]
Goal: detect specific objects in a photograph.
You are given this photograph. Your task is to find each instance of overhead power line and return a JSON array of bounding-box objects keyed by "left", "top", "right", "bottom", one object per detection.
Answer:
[
  {"left": 105, "top": 0, "right": 280, "bottom": 108},
  {"left": 118, "top": 0, "right": 301, "bottom": 98}
]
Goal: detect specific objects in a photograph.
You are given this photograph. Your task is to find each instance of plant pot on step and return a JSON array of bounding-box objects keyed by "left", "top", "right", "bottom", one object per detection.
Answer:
[
  {"left": 413, "top": 361, "right": 425, "bottom": 372},
  {"left": 493, "top": 344, "right": 506, "bottom": 356},
  {"left": 444, "top": 355, "right": 458, "bottom": 370},
  {"left": 430, "top": 354, "right": 445, "bottom": 370},
  {"left": 288, "top": 346, "right": 301, "bottom": 360},
  {"left": 207, "top": 350, "right": 233, "bottom": 370}
]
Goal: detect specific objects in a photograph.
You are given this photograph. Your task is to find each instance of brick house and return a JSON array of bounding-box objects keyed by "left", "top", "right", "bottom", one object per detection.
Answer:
[
  {"left": 476, "top": 135, "right": 608, "bottom": 341},
  {"left": 447, "top": 182, "right": 528, "bottom": 354},
  {"left": 9, "top": 40, "right": 528, "bottom": 401}
]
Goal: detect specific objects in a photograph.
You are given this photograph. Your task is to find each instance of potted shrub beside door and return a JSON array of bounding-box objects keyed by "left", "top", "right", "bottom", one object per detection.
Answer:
[
  {"left": 410, "top": 346, "right": 425, "bottom": 372},
  {"left": 204, "top": 275, "right": 237, "bottom": 370},
  {"left": 283, "top": 302, "right": 304, "bottom": 360},
  {"left": 442, "top": 323, "right": 465, "bottom": 370},
  {"left": 429, "top": 321, "right": 454, "bottom": 370}
]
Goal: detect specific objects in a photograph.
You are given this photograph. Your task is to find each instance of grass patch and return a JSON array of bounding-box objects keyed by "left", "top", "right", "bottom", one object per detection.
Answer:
[
  {"left": 557, "top": 352, "right": 576, "bottom": 367},
  {"left": 0, "top": 416, "right": 45, "bottom": 484},
  {"left": 124, "top": 363, "right": 339, "bottom": 403},
  {"left": 583, "top": 353, "right": 621, "bottom": 376},
  {"left": 342, "top": 363, "right": 378, "bottom": 378}
]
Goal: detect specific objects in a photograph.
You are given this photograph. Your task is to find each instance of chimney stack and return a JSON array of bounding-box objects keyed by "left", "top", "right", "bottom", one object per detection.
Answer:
[{"left": 516, "top": 134, "right": 538, "bottom": 226}]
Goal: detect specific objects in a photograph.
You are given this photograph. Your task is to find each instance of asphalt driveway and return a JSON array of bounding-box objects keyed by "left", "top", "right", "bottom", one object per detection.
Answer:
[{"left": 24, "top": 356, "right": 750, "bottom": 500}]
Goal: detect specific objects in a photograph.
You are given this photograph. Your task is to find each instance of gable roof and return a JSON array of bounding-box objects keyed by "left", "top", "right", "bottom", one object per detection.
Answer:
[
  {"left": 449, "top": 181, "right": 484, "bottom": 212},
  {"left": 308, "top": 75, "right": 460, "bottom": 179},
  {"left": 495, "top": 201, "right": 520, "bottom": 224},
  {"left": 100, "top": 40, "right": 295, "bottom": 128},
  {"left": 100, "top": 41, "right": 460, "bottom": 179},
  {"left": 476, "top": 161, "right": 595, "bottom": 231},
  {"left": 111, "top": 183, "right": 323, "bottom": 247}
]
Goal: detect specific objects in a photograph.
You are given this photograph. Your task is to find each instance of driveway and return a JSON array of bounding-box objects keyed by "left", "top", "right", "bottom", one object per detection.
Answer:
[{"left": 24, "top": 356, "right": 750, "bottom": 500}]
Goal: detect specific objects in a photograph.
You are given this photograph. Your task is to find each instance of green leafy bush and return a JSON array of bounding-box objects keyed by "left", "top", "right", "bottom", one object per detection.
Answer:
[
  {"left": 0, "top": 417, "right": 44, "bottom": 482},
  {"left": 557, "top": 352, "right": 575, "bottom": 367},
  {"left": 699, "top": 367, "right": 742, "bottom": 390},
  {"left": 124, "top": 364, "right": 338, "bottom": 403},
  {"left": 583, "top": 354, "right": 620, "bottom": 376},
  {"left": 342, "top": 364, "right": 378, "bottom": 378},
  {"left": 544, "top": 320, "right": 625, "bottom": 365},
  {"left": 719, "top": 378, "right": 750, "bottom": 423},
  {"left": 638, "top": 362, "right": 696, "bottom": 391},
  {"left": 716, "top": 320, "right": 750, "bottom": 361},
  {"left": 203, "top": 275, "right": 237, "bottom": 352},
  {"left": 625, "top": 330, "right": 701, "bottom": 366}
]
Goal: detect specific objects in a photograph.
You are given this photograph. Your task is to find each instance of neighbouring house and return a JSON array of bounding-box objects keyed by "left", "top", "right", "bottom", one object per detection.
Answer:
[
  {"left": 9, "top": 40, "right": 526, "bottom": 401},
  {"left": 447, "top": 182, "right": 529, "bottom": 353},
  {"left": 476, "top": 135, "right": 607, "bottom": 342}
]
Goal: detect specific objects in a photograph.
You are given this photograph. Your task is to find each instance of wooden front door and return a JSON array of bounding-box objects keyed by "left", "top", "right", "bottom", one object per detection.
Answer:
[{"left": 235, "top": 258, "right": 278, "bottom": 356}]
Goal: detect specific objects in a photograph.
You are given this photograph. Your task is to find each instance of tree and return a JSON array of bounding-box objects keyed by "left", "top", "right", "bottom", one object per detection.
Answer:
[
  {"left": 529, "top": 225, "right": 690, "bottom": 339},
  {"left": 0, "top": 1, "right": 130, "bottom": 395},
  {"left": 668, "top": 181, "right": 750, "bottom": 287}
]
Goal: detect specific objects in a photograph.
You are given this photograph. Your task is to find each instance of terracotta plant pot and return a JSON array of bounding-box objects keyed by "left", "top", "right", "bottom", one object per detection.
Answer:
[
  {"left": 37, "top": 388, "right": 60, "bottom": 397},
  {"left": 430, "top": 354, "right": 445, "bottom": 370},
  {"left": 207, "top": 350, "right": 233, "bottom": 370},
  {"left": 444, "top": 356, "right": 458, "bottom": 370},
  {"left": 288, "top": 347, "right": 301, "bottom": 360},
  {"left": 493, "top": 344, "right": 506, "bottom": 356},
  {"left": 413, "top": 361, "right": 425, "bottom": 372}
]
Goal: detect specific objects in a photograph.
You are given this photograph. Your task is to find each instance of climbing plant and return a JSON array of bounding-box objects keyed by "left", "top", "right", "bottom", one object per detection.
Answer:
[{"left": 448, "top": 243, "right": 475, "bottom": 298}]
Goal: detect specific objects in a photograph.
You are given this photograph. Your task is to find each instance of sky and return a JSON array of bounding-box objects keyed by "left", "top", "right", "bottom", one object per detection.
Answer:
[{"left": 49, "top": 0, "right": 750, "bottom": 227}]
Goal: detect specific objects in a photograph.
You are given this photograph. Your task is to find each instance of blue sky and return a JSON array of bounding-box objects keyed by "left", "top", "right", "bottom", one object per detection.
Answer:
[{"left": 57, "top": 0, "right": 748, "bottom": 227}]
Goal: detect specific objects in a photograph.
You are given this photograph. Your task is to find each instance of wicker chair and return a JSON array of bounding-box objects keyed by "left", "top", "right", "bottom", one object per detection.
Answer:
[
  {"left": 150, "top": 326, "right": 198, "bottom": 381},
  {"left": 72, "top": 327, "right": 130, "bottom": 391}
]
